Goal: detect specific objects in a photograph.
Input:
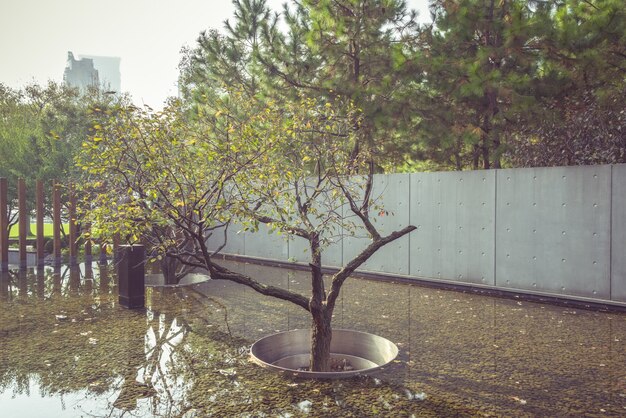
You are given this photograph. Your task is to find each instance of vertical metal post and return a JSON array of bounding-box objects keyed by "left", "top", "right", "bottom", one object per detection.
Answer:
[
  {"left": 113, "top": 233, "right": 120, "bottom": 263},
  {"left": 0, "top": 271, "right": 9, "bottom": 300},
  {"left": 99, "top": 262, "right": 109, "bottom": 292},
  {"left": 52, "top": 180, "right": 61, "bottom": 266},
  {"left": 0, "top": 178, "right": 8, "bottom": 272},
  {"left": 84, "top": 223, "right": 92, "bottom": 263},
  {"left": 36, "top": 180, "right": 45, "bottom": 266},
  {"left": 84, "top": 263, "right": 93, "bottom": 294},
  {"left": 69, "top": 184, "right": 77, "bottom": 266},
  {"left": 117, "top": 244, "right": 145, "bottom": 309},
  {"left": 52, "top": 265, "right": 62, "bottom": 295},
  {"left": 99, "top": 240, "right": 108, "bottom": 264},
  {"left": 17, "top": 269, "right": 27, "bottom": 298},
  {"left": 18, "top": 178, "right": 27, "bottom": 269}
]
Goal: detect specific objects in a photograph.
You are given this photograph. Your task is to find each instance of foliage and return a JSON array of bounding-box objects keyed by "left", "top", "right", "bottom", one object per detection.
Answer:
[
  {"left": 0, "top": 81, "right": 126, "bottom": 230},
  {"left": 180, "top": 0, "right": 423, "bottom": 166},
  {"left": 506, "top": 88, "right": 626, "bottom": 166},
  {"left": 417, "top": 0, "right": 552, "bottom": 169},
  {"left": 419, "top": 0, "right": 625, "bottom": 169},
  {"left": 504, "top": 0, "right": 626, "bottom": 166},
  {"left": 179, "top": 0, "right": 626, "bottom": 171}
]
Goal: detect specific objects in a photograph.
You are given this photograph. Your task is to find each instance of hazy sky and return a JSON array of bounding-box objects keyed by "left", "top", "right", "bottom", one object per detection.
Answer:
[{"left": 0, "top": 0, "right": 430, "bottom": 107}]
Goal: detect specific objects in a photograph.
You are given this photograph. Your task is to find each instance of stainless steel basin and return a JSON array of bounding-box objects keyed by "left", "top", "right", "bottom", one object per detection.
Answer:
[{"left": 250, "top": 328, "right": 398, "bottom": 379}]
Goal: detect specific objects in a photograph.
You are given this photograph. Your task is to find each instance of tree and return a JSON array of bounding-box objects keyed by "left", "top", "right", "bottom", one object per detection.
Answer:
[
  {"left": 77, "top": 91, "right": 415, "bottom": 372},
  {"left": 505, "top": 86, "right": 626, "bottom": 166},
  {"left": 418, "top": 0, "right": 560, "bottom": 170},
  {"left": 505, "top": 0, "right": 626, "bottom": 166},
  {"left": 180, "top": 0, "right": 424, "bottom": 167}
]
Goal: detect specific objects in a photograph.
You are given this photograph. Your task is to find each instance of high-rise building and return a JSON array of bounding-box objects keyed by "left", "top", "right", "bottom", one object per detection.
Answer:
[
  {"left": 63, "top": 51, "right": 121, "bottom": 92},
  {"left": 63, "top": 51, "right": 99, "bottom": 90},
  {"left": 80, "top": 54, "right": 121, "bottom": 92}
]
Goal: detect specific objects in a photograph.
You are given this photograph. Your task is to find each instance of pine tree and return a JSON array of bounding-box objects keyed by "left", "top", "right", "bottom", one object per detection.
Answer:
[
  {"left": 180, "top": 0, "right": 423, "bottom": 166},
  {"left": 421, "top": 0, "right": 555, "bottom": 169}
]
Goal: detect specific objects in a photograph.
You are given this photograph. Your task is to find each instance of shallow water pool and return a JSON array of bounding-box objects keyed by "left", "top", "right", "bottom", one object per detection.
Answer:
[{"left": 1, "top": 260, "right": 625, "bottom": 417}]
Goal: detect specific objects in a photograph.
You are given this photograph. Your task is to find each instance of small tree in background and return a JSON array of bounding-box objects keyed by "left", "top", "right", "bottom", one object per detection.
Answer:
[{"left": 77, "top": 91, "right": 415, "bottom": 371}]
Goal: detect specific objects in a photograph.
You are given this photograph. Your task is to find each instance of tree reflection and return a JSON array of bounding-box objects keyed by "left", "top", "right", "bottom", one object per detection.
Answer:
[{"left": 0, "top": 269, "right": 223, "bottom": 417}]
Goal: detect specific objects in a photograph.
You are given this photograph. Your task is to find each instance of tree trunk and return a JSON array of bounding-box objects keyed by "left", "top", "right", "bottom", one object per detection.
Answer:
[
  {"left": 310, "top": 309, "right": 332, "bottom": 372},
  {"left": 308, "top": 231, "right": 332, "bottom": 371}
]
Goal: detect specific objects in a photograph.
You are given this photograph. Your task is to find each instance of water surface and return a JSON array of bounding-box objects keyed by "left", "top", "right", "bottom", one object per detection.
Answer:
[{"left": 1, "top": 261, "right": 624, "bottom": 417}]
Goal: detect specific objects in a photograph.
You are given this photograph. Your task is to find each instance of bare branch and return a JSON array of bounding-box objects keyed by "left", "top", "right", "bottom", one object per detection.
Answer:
[
  {"left": 207, "top": 262, "right": 311, "bottom": 312},
  {"left": 326, "top": 225, "right": 416, "bottom": 312}
]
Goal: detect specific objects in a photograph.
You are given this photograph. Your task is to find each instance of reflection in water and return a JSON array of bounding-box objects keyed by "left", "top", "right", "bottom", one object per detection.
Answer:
[
  {"left": 0, "top": 271, "right": 8, "bottom": 300},
  {"left": 0, "top": 260, "right": 624, "bottom": 417},
  {"left": 84, "top": 264, "right": 93, "bottom": 295},
  {"left": 36, "top": 268, "right": 45, "bottom": 298},
  {"left": 68, "top": 267, "right": 80, "bottom": 294},
  {"left": 52, "top": 266, "right": 62, "bottom": 296}
]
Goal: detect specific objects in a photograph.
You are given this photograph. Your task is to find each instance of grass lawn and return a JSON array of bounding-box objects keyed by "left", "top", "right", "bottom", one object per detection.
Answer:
[{"left": 8, "top": 223, "right": 69, "bottom": 238}]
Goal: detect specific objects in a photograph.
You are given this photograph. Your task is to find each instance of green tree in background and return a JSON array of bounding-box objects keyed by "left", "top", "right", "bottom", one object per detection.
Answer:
[
  {"left": 506, "top": 0, "right": 626, "bottom": 166},
  {"left": 420, "top": 0, "right": 558, "bottom": 169},
  {"left": 0, "top": 81, "right": 126, "bottom": 231}
]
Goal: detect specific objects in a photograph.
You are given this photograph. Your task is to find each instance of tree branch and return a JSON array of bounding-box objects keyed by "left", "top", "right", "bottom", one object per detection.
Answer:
[
  {"left": 207, "top": 262, "right": 311, "bottom": 312},
  {"left": 326, "top": 225, "right": 416, "bottom": 312}
]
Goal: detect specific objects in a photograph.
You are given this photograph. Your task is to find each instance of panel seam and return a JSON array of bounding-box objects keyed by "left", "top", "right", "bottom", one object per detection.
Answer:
[
  {"left": 493, "top": 169, "right": 498, "bottom": 287},
  {"left": 609, "top": 165, "right": 613, "bottom": 301},
  {"left": 408, "top": 173, "right": 412, "bottom": 276}
]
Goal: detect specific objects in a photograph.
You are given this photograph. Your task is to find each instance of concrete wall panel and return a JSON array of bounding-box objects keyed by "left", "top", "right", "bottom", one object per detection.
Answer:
[
  {"left": 206, "top": 224, "right": 246, "bottom": 256},
  {"left": 342, "top": 174, "right": 411, "bottom": 275},
  {"left": 496, "top": 165, "right": 611, "bottom": 299},
  {"left": 409, "top": 170, "right": 496, "bottom": 285},
  {"left": 611, "top": 164, "right": 626, "bottom": 302},
  {"left": 223, "top": 224, "right": 246, "bottom": 256},
  {"left": 244, "top": 223, "right": 288, "bottom": 261},
  {"left": 205, "top": 225, "right": 225, "bottom": 252}
]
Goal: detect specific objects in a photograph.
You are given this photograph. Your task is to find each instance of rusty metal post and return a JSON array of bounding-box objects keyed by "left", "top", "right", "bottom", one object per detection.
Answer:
[
  {"left": 99, "top": 262, "right": 110, "bottom": 292},
  {"left": 84, "top": 223, "right": 92, "bottom": 264},
  {"left": 0, "top": 271, "right": 9, "bottom": 300},
  {"left": 36, "top": 267, "right": 45, "bottom": 298},
  {"left": 17, "top": 269, "right": 27, "bottom": 298},
  {"left": 113, "top": 233, "right": 120, "bottom": 263},
  {"left": 99, "top": 240, "right": 108, "bottom": 264},
  {"left": 0, "top": 178, "right": 8, "bottom": 272},
  {"left": 18, "top": 178, "right": 27, "bottom": 269},
  {"left": 69, "top": 184, "right": 77, "bottom": 266},
  {"left": 69, "top": 266, "right": 80, "bottom": 293},
  {"left": 117, "top": 244, "right": 145, "bottom": 309},
  {"left": 36, "top": 180, "right": 45, "bottom": 266},
  {"left": 52, "top": 180, "right": 61, "bottom": 266},
  {"left": 52, "top": 265, "right": 62, "bottom": 296}
]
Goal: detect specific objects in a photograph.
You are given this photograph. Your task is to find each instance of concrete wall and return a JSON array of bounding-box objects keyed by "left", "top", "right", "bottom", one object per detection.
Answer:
[{"left": 208, "top": 164, "right": 626, "bottom": 305}]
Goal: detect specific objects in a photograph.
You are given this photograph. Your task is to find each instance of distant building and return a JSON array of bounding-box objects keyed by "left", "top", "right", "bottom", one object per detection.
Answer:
[
  {"left": 63, "top": 51, "right": 121, "bottom": 92},
  {"left": 63, "top": 51, "right": 99, "bottom": 90},
  {"left": 80, "top": 54, "right": 121, "bottom": 92}
]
